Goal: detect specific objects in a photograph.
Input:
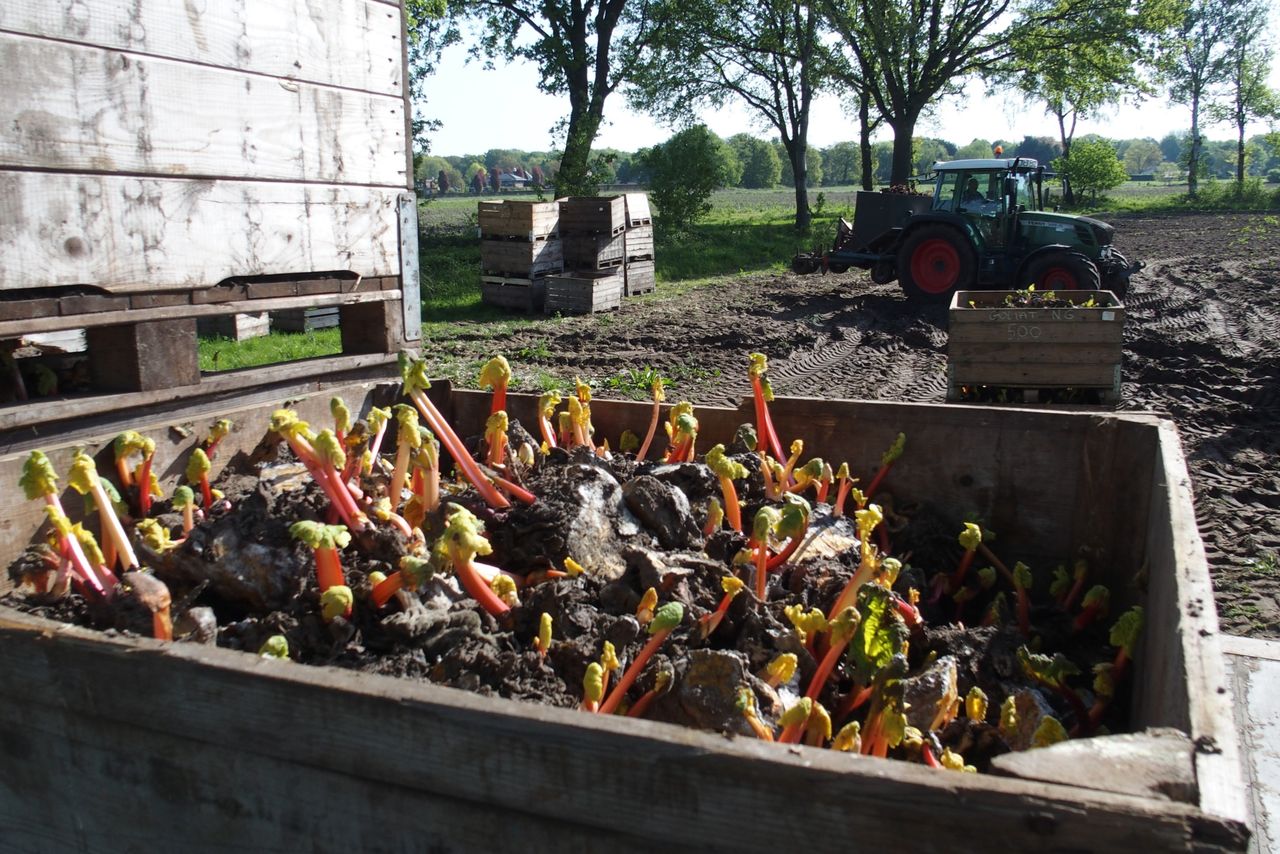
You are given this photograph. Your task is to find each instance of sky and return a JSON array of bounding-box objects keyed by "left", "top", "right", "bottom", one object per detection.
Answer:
[{"left": 423, "top": 37, "right": 1280, "bottom": 158}]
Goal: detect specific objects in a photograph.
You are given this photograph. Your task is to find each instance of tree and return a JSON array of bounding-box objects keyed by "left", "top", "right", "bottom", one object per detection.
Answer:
[
  {"left": 914, "top": 138, "right": 952, "bottom": 176},
  {"left": 777, "top": 142, "right": 824, "bottom": 188},
  {"left": 731, "top": 134, "right": 784, "bottom": 188},
  {"left": 490, "top": 167, "right": 502, "bottom": 193},
  {"left": 955, "top": 138, "right": 996, "bottom": 159},
  {"left": 530, "top": 164, "right": 546, "bottom": 188},
  {"left": 1159, "top": 131, "right": 1183, "bottom": 164},
  {"left": 1014, "top": 135, "right": 1062, "bottom": 165},
  {"left": 642, "top": 125, "right": 739, "bottom": 230},
  {"left": 1207, "top": 0, "right": 1279, "bottom": 183},
  {"left": 628, "top": 0, "right": 835, "bottom": 230},
  {"left": 416, "top": 0, "right": 667, "bottom": 197},
  {"left": 822, "top": 141, "right": 860, "bottom": 186},
  {"left": 1054, "top": 138, "right": 1128, "bottom": 201},
  {"left": 471, "top": 166, "right": 487, "bottom": 194},
  {"left": 1123, "top": 139, "right": 1163, "bottom": 174},
  {"left": 1162, "top": 0, "right": 1238, "bottom": 195},
  {"left": 1003, "top": 0, "right": 1177, "bottom": 202},
  {"left": 438, "top": 169, "right": 451, "bottom": 193}
]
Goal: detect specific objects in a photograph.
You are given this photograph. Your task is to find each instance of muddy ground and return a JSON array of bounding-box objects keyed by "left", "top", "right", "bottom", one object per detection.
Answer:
[{"left": 431, "top": 211, "right": 1280, "bottom": 639}]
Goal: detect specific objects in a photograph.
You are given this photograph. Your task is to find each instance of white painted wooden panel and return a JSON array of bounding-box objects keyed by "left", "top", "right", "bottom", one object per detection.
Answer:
[
  {"left": 0, "top": 171, "right": 402, "bottom": 292},
  {"left": 0, "top": 33, "right": 406, "bottom": 186},
  {"left": 0, "top": 0, "right": 403, "bottom": 97}
]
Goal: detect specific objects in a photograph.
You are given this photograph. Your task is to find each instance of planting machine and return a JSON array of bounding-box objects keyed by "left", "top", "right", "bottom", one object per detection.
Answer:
[{"left": 793, "top": 158, "right": 1144, "bottom": 303}]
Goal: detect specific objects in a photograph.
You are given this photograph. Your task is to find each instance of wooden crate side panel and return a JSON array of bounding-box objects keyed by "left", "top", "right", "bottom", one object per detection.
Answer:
[
  {"left": 481, "top": 280, "right": 545, "bottom": 313},
  {"left": 624, "top": 260, "right": 655, "bottom": 296},
  {"left": 949, "top": 361, "right": 1118, "bottom": 387},
  {"left": 624, "top": 225, "right": 654, "bottom": 259},
  {"left": 0, "top": 172, "right": 401, "bottom": 292},
  {"left": 0, "top": 32, "right": 406, "bottom": 186},
  {"left": 0, "top": 614, "right": 1226, "bottom": 853},
  {"left": 562, "top": 233, "right": 624, "bottom": 268},
  {"left": 0, "top": 0, "right": 403, "bottom": 96},
  {"left": 948, "top": 342, "right": 1123, "bottom": 364},
  {"left": 545, "top": 274, "right": 622, "bottom": 313},
  {"left": 0, "top": 693, "right": 647, "bottom": 854},
  {"left": 478, "top": 201, "right": 559, "bottom": 239},
  {"left": 558, "top": 196, "right": 625, "bottom": 234},
  {"left": 1136, "top": 422, "right": 1251, "bottom": 836},
  {"left": 948, "top": 318, "right": 1126, "bottom": 345},
  {"left": 480, "top": 239, "right": 564, "bottom": 275},
  {"left": 623, "top": 192, "right": 651, "bottom": 225}
]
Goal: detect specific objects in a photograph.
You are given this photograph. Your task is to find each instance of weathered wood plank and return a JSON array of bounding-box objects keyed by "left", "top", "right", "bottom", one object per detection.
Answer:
[
  {"left": 950, "top": 361, "right": 1118, "bottom": 387},
  {"left": 0, "top": 612, "right": 1232, "bottom": 852},
  {"left": 0, "top": 0, "right": 403, "bottom": 96},
  {"left": 0, "top": 32, "right": 406, "bottom": 185},
  {"left": 0, "top": 693, "right": 648, "bottom": 854},
  {"left": 0, "top": 172, "right": 402, "bottom": 292},
  {"left": 0, "top": 289, "right": 399, "bottom": 338}
]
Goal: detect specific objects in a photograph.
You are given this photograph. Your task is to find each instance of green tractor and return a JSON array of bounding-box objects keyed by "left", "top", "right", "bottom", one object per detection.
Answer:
[{"left": 794, "top": 158, "right": 1143, "bottom": 303}]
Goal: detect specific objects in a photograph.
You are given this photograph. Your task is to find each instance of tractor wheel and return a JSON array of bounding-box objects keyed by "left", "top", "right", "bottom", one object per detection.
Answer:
[
  {"left": 828, "top": 262, "right": 850, "bottom": 274},
  {"left": 897, "top": 225, "right": 976, "bottom": 303},
  {"left": 870, "top": 261, "right": 897, "bottom": 284},
  {"left": 1102, "top": 251, "right": 1131, "bottom": 300},
  {"left": 1024, "top": 250, "right": 1101, "bottom": 292}
]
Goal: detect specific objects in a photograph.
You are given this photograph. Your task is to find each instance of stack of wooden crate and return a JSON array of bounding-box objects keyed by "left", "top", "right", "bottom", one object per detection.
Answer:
[
  {"left": 622, "top": 193, "right": 655, "bottom": 297},
  {"left": 546, "top": 196, "right": 627, "bottom": 314},
  {"left": 478, "top": 201, "right": 563, "bottom": 313}
]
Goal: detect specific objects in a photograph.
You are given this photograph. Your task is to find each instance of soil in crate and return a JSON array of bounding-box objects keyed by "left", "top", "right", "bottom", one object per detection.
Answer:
[{"left": 5, "top": 414, "right": 1132, "bottom": 770}]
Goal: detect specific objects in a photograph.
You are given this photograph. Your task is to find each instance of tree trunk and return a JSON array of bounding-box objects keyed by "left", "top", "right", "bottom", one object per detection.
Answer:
[
  {"left": 786, "top": 141, "right": 811, "bottom": 232},
  {"left": 888, "top": 118, "right": 917, "bottom": 186},
  {"left": 1056, "top": 111, "right": 1076, "bottom": 205},
  {"left": 1187, "top": 96, "right": 1202, "bottom": 196},
  {"left": 859, "top": 89, "right": 875, "bottom": 191},
  {"left": 556, "top": 109, "right": 604, "bottom": 197},
  {"left": 1236, "top": 121, "right": 1246, "bottom": 183}
]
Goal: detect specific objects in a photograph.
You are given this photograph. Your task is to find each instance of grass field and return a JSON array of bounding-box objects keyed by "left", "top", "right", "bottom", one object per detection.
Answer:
[{"left": 198, "top": 179, "right": 1277, "bottom": 373}]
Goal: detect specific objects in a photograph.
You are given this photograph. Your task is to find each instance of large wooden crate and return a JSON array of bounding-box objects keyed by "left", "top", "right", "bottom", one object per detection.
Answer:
[
  {"left": 563, "top": 232, "right": 625, "bottom": 269},
  {"left": 623, "top": 192, "right": 652, "bottom": 227},
  {"left": 0, "top": 381, "right": 1250, "bottom": 851},
  {"left": 947, "top": 290, "right": 1125, "bottom": 402},
  {"left": 558, "top": 196, "right": 626, "bottom": 235},
  {"left": 480, "top": 237, "right": 564, "bottom": 277},
  {"left": 272, "top": 306, "right": 341, "bottom": 332},
  {"left": 0, "top": 0, "right": 421, "bottom": 400},
  {"left": 624, "top": 260, "right": 656, "bottom": 296},
  {"left": 478, "top": 200, "right": 560, "bottom": 241},
  {"left": 545, "top": 271, "right": 623, "bottom": 314},
  {"left": 624, "top": 225, "right": 655, "bottom": 261},
  {"left": 481, "top": 277, "right": 546, "bottom": 314}
]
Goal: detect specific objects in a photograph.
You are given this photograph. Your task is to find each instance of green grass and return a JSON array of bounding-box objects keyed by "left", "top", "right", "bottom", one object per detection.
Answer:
[{"left": 198, "top": 327, "right": 342, "bottom": 372}]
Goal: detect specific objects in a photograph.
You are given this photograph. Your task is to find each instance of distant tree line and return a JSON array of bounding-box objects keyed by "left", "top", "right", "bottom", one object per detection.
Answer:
[{"left": 416, "top": 128, "right": 1280, "bottom": 197}]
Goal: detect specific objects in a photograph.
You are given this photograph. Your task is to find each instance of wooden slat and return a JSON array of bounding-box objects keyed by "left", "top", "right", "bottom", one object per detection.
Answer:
[
  {"left": 0, "top": 32, "right": 405, "bottom": 186},
  {"left": 0, "top": 171, "right": 402, "bottom": 292},
  {"left": 950, "top": 362, "right": 1117, "bottom": 387},
  {"left": 948, "top": 322, "right": 1126, "bottom": 344},
  {"left": 0, "top": 611, "right": 1237, "bottom": 852},
  {"left": 0, "top": 290, "right": 400, "bottom": 337},
  {"left": 0, "top": 0, "right": 403, "bottom": 96},
  {"left": 948, "top": 342, "right": 1122, "bottom": 363}
]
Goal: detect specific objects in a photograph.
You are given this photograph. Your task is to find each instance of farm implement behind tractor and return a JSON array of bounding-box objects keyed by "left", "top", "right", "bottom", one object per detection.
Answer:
[{"left": 793, "top": 158, "right": 1144, "bottom": 303}]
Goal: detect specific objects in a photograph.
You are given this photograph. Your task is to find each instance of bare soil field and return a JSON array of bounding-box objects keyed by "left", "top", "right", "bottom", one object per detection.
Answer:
[{"left": 427, "top": 211, "right": 1280, "bottom": 638}]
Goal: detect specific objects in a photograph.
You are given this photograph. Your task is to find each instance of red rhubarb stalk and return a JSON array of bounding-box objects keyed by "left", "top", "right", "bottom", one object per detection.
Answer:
[
  {"left": 478, "top": 355, "right": 512, "bottom": 416},
  {"left": 388, "top": 404, "right": 421, "bottom": 507},
  {"left": 765, "top": 494, "right": 811, "bottom": 571},
  {"left": 400, "top": 352, "right": 510, "bottom": 509},
  {"left": 635, "top": 374, "right": 665, "bottom": 460},
  {"left": 185, "top": 447, "right": 214, "bottom": 513},
  {"left": 705, "top": 444, "right": 746, "bottom": 532},
  {"left": 750, "top": 505, "right": 781, "bottom": 600},
  {"left": 484, "top": 411, "right": 509, "bottom": 468},
  {"left": 21, "top": 452, "right": 110, "bottom": 596},
  {"left": 440, "top": 504, "right": 511, "bottom": 616},
  {"left": 537, "top": 392, "right": 561, "bottom": 450},
  {"left": 70, "top": 450, "right": 139, "bottom": 573},
  {"left": 863, "top": 432, "right": 906, "bottom": 500},
  {"left": 371, "top": 555, "right": 434, "bottom": 608},
  {"left": 698, "top": 576, "right": 745, "bottom": 639},
  {"left": 289, "top": 520, "right": 351, "bottom": 592},
  {"left": 1072, "top": 585, "right": 1111, "bottom": 633},
  {"left": 748, "top": 353, "right": 786, "bottom": 464},
  {"left": 599, "top": 602, "right": 684, "bottom": 715}
]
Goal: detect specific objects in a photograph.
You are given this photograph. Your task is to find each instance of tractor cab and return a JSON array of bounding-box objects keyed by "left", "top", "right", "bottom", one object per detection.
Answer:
[{"left": 930, "top": 158, "right": 1043, "bottom": 251}]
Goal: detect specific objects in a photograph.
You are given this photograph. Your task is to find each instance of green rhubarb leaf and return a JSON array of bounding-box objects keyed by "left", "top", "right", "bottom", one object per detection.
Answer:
[
  {"left": 398, "top": 350, "right": 432, "bottom": 396},
  {"left": 1017, "top": 646, "right": 1081, "bottom": 689},
  {"left": 19, "top": 451, "right": 59, "bottom": 500},
  {"left": 1110, "top": 606, "right": 1144, "bottom": 655},
  {"left": 330, "top": 397, "right": 352, "bottom": 434},
  {"left": 958, "top": 522, "right": 982, "bottom": 551},
  {"left": 776, "top": 493, "right": 810, "bottom": 539},
  {"left": 848, "top": 584, "right": 909, "bottom": 685},
  {"left": 649, "top": 601, "right": 684, "bottom": 634},
  {"left": 477, "top": 355, "right": 512, "bottom": 391},
  {"left": 289, "top": 520, "right": 351, "bottom": 551}
]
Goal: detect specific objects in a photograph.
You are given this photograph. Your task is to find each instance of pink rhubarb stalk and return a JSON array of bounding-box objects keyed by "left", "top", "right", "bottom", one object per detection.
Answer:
[
  {"left": 70, "top": 450, "right": 138, "bottom": 573},
  {"left": 748, "top": 353, "right": 786, "bottom": 464},
  {"left": 635, "top": 373, "right": 666, "bottom": 460},
  {"left": 599, "top": 601, "right": 683, "bottom": 715},
  {"left": 440, "top": 504, "right": 511, "bottom": 617},
  {"left": 863, "top": 432, "right": 906, "bottom": 500},
  {"left": 478, "top": 355, "right": 511, "bottom": 417}
]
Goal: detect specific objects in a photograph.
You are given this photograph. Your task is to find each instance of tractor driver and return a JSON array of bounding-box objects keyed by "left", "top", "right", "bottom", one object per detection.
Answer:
[{"left": 962, "top": 177, "right": 987, "bottom": 204}]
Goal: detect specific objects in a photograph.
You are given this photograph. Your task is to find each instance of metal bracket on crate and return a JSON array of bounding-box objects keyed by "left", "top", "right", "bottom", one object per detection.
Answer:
[{"left": 398, "top": 193, "right": 422, "bottom": 341}]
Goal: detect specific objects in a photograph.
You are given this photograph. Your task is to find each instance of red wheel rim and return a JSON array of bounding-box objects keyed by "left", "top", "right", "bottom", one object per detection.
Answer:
[
  {"left": 1039, "top": 266, "right": 1081, "bottom": 290},
  {"left": 910, "top": 239, "right": 961, "bottom": 294}
]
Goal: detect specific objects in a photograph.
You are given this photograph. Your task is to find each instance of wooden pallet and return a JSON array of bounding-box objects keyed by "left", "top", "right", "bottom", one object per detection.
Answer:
[
  {"left": 558, "top": 196, "right": 626, "bottom": 236},
  {"left": 196, "top": 312, "right": 270, "bottom": 341},
  {"left": 477, "top": 200, "right": 559, "bottom": 241},
  {"left": 273, "top": 306, "right": 340, "bottom": 332},
  {"left": 544, "top": 271, "right": 622, "bottom": 314},
  {"left": 624, "top": 225, "right": 654, "bottom": 261},
  {"left": 624, "top": 260, "right": 656, "bottom": 297},
  {"left": 481, "top": 277, "right": 545, "bottom": 313},
  {"left": 563, "top": 233, "right": 625, "bottom": 269},
  {"left": 623, "top": 192, "right": 652, "bottom": 227}
]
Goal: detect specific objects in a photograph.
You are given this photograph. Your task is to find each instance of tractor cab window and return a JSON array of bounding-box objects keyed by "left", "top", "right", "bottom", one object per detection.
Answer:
[
  {"left": 933, "top": 172, "right": 964, "bottom": 213},
  {"left": 956, "top": 173, "right": 1001, "bottom": 216},
  {"left": 1006, "top": 172, "right": 1036, "bottom": 211}
]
